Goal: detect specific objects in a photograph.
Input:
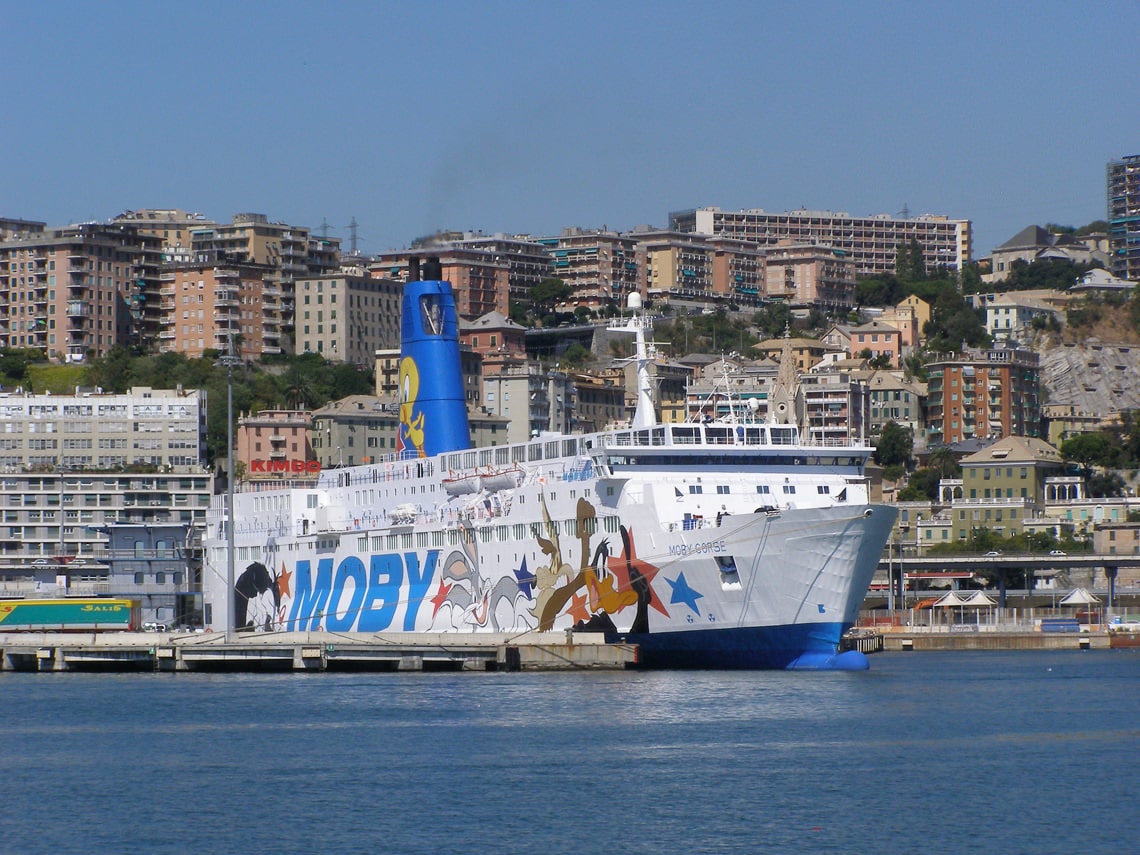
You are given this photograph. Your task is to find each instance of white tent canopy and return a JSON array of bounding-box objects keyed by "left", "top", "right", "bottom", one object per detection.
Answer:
[
  {"left": 1059, "top": 587, "right": 1100, "bottom": 606},
  {"left": 963, "top": 590, "right": 997, "bottom": 606},
  {"left": 933, "top": 591, "right": 973, "bottom": 607}
]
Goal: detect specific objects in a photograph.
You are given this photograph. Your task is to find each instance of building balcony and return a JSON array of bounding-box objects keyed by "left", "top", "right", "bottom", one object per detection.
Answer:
[{"left": 66, "top": 302, "right": 91, "bottom": 318}]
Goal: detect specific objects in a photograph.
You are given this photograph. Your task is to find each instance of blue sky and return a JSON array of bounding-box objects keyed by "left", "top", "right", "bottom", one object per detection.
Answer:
[{"left": 2, "top": 1, "right": 1137, "bottom": 259}]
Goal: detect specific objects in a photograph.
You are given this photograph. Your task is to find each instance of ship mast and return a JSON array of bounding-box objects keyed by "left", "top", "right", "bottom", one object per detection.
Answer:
[{"left": 609, "top": 292, "right": 657, "bottom": 429}]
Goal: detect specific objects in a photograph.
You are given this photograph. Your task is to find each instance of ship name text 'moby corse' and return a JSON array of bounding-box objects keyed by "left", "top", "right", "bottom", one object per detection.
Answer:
[{"left": 203, "top": 257, "right": 895, "bottom": 669}]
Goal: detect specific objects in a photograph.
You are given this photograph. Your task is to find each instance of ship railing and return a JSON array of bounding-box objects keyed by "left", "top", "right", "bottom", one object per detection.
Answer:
[{"left": 599, "top": 423, "right": 871, "bottom": 452}]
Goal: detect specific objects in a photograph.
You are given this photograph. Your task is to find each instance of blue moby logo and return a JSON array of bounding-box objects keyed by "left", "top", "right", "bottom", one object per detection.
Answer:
[{"left": 287, "top": 550, "right": 438, "bottom": 632}]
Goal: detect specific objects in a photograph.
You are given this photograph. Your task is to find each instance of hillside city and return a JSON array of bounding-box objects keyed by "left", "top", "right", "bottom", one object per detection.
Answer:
[{"left": 1, "top": 152, "right": 1139, "bottom": 625}]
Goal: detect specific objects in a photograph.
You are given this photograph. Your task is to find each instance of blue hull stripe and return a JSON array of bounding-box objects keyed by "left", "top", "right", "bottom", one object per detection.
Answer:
[{"left": 612, "top": 622, "right": 868, "bottom": 671}]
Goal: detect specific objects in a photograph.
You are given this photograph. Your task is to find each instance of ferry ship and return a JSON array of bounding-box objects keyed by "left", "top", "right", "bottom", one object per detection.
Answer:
[{"left": 203, "top": 258, "right": 895, "bottom": 669}]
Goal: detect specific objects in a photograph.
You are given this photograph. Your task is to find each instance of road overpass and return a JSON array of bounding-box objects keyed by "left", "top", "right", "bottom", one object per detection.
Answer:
[{"left": 873, "top": 553, "right": 1140, "bottom": 607}]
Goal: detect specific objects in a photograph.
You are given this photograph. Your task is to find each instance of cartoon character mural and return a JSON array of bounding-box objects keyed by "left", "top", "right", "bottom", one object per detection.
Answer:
[
  {"left": 397, "top": 356, "right": 426, "bottom": 457},
  {"left": 427, "top": 522, "right": 533, "bottom": 632},
  {"left": 531, "top": 497, "right": 663, "bottom": 632},
  {"left": 228, "top": 498, "right": 666, "bottom": 635},
  {"left": 234, "top": 561, "right": 280, "bottom": 631}
]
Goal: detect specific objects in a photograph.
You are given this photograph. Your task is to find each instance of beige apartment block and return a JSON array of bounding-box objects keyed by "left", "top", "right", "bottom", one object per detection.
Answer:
[
  {"left": 112, "top": 209, "right": 218, "bottom": 261},
  {"left": 762, "top": 242, "right": 857, "bottom": 310},
  {"left": 635, "top": 230, "right": 764, "bottom": 305},
  {"left": 158, "top": 256, "right": 279, "bottom": 358},
  {"left": 295, "top": 270, "right": 401, "bottom": 364},
  {"left": 0, "top": 223, "right": 162, "bottom": 360},
  {"left": 674, "top": 206, "right": 971, "bottom": 277},
  {"left": 537, "top": 229, "right": 640, "bottom": 307}
]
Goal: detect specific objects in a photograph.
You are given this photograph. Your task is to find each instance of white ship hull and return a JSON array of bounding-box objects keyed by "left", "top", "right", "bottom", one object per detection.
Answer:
[{"left": 205, "top": 425, "right": 895, "bottom": 670}]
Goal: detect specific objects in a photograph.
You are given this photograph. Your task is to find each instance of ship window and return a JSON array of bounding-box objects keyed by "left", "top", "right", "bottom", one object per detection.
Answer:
[
  {"left": 419, "top": 295, "right": 442, "bottom": 335},
  {"left": 689, "top": 485, "right": 703, "bottom": 494},
  {"left": 716, "top": 556, "right": 741, "bottom": 590},
  {"left": 782, "top": 485, "right": 796, "bottom": 494},
  {"left": 756, "top": 485, "right": 770, "bottom": 494}
]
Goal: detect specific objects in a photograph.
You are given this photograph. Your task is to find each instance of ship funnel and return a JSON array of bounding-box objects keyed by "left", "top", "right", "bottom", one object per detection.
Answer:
[{"left": 398, "top": 256, "right": 471, "bottom": 457}]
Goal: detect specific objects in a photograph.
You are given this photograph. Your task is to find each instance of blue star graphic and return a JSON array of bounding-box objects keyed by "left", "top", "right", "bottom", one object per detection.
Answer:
[
  {"left": 514, "top": 557, "right": 536, "bottom": 599},
  {"left": 666, "top": 572, "right": 704, "bottom": 615}
]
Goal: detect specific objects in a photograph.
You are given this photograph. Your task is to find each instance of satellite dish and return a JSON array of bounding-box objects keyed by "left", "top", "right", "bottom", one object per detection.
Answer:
[{"left": 627, "top": 293, "right": 643, "bottom": 310}]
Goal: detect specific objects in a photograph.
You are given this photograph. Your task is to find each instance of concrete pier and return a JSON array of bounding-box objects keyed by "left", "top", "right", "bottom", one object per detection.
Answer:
[
  {"left": 0, "top": 630, "right": 638, "bottom": 673},
  {"left": 884, "top": 630, "right": 1111, "bottom": 652}
]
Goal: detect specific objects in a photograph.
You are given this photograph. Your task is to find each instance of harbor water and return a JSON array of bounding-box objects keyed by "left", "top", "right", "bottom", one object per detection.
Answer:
[{"left": 1, "top": 650, "right": 1136, "bottom": 854}]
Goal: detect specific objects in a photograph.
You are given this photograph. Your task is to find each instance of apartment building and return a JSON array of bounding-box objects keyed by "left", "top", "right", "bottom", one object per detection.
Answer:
[
  {"left": 798, "top": 369, "right": 869, "bottom": 445},
  {"left": 866, "top": 370, "right": 925, "bottom": 443},
  {"left": 0, "top": 387, "right": 211, "bottom": 566},
  {"left": 877, "top": 295, "right": 929, "bottom": 348},
  {"left": 190, "top": 213, "right": 342, "bottom": 339},
  {"left": 848, "top": 320, "right": 902, "bottom": 367},
  {"left": 986, "top": 225, "right": 1107, "bottom": 283},
  {"left": 0, "top": 223, "right": 163, "bottom": 360},
  {"left": 763, "top": 242, "right": 857, "bottom": 310},
  {"left": 570, "top": 370, "right": 627, "bottom": 432},
  {"left": 0, "top": 218, "right": 46, "bottom": 241},
  {"left": 536, "top": 229, "right": 640, "bottom": 307},
  {"left": 237, "top": 409, "right": 317, "bottom": 481},
  {"left": 112, "top": 209, "right": 218, "bottom": 262},
  {"left": 158, "top": 254, "right": 280, "bottom": 358},
  {"left": 294, "top": 269, "right": 402, "bottom": 364},
  {"left": 634, "top": 230, "right": 764, "bottom": 305},
  {"left": 672, "top": 206, "right": 971, "bottom": 277},
  {"left": 450, "top": 232, "right": 554, "bottom": 304},
  {"left": 924, "top": 344, "right": 1041, "bottom": 445},
  {"left": 310, "top": 396, "right": 396, "bottom": 469},
  {"left": 1108, "top": 154, "right": 1140, "bottom": 283},
  {"left": 372, "top": 248, "right": 509, "bottom": 320},
  {"left": 483, "top": 357, "right": 572, "bottom": 445},
  {"left": 461, "top": 311, "right": 528, "bottom": 358}
]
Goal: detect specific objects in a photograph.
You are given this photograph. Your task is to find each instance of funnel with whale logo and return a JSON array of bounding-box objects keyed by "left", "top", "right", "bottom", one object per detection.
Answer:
[{"left": 397, "top": 256, "right": 472, "bottom": 457}]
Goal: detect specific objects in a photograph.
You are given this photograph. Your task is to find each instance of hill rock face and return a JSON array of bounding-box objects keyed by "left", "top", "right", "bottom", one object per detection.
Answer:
[{"left": 1040, "top": 338, "right": 1140, "bottom": 415}]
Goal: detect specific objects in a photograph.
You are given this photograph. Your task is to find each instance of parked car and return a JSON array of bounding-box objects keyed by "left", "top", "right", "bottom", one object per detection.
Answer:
[
  {"left": 1049, "top": 550, "right": 1066, "bottom": 556},
  {"left": 984, "top": 551, "right": 1001, "bottom": 556}
]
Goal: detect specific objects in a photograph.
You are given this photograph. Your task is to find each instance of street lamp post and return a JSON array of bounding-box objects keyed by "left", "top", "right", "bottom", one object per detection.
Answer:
[{"left": 218, "top": 334, "right": 241, "bottom": 641}]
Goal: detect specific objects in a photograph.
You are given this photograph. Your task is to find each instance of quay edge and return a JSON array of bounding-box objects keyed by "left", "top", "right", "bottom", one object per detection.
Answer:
[{"left": 0, "top": 630, "right": 637, "bottom": 673}]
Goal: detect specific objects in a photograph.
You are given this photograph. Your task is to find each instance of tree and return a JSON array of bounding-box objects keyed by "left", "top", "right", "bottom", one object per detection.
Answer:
[
  {"left": 927, "top": 447, "right": 961, "bottom": 484},
  {"left": 855, "top": 275, "right": 905, "bottom": 307},
  {"left": 874, "top": 421, "right": 913, "bottom": 468},
  {"left": 1061, "top": 433, "right": 1114, "bottom": 472},
  {"left": 528, "top": 278, "right": 572, "bottom": 317},
  {"left": 1088, "top": 471, "right": 1126, "bottom": 498},
  {"left": 897, "top": 467, "right": 941, "bottom": 502},
  {"left": 561, "top": 343, "right": 592, "bottom": 367}
]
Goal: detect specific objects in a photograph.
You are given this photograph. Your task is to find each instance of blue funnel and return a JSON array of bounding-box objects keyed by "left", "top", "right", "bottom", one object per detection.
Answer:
[{"left": 397, "top": 257, "right": 471, "bottom": 457}]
